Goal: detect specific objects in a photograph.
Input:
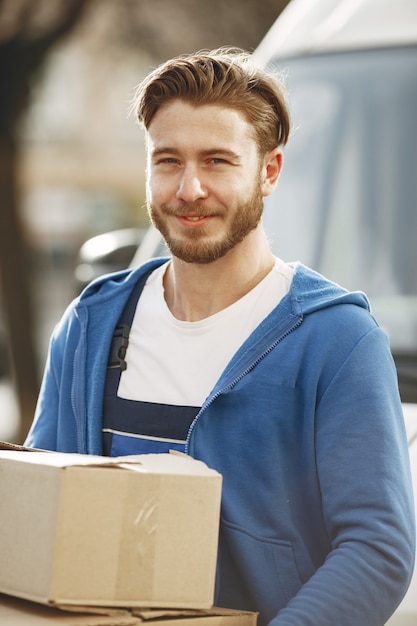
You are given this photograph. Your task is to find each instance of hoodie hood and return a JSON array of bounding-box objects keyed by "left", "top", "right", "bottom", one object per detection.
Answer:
[
  {"left": 288, "top": 261, "right": 370, "bottom": 316},
  {"left": 78, "top": 257, "right": 370, "bottom": 318}
]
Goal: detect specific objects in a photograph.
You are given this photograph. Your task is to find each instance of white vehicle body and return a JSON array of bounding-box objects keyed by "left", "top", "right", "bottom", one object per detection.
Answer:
[{"left": 254, "top": 1, "right": 417, "bottom": 622}]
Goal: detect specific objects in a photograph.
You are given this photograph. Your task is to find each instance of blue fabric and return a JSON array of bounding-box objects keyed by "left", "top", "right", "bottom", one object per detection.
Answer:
[
  {"left": 25, "top": 259, "right": 415, "bottom": 626},
  {"left": 107, "top": 431, "right": 185, "bottom": 456}
]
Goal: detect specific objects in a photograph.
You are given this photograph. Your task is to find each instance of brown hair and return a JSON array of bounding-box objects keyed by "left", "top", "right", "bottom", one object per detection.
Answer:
[{"left": 132, "top": 48, "right": 290, "bottom": 153}]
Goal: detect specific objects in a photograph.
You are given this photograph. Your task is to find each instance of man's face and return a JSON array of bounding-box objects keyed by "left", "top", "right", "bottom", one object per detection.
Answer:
[{"left": 146, "top": 100, "right": 275, "bottom": 264}]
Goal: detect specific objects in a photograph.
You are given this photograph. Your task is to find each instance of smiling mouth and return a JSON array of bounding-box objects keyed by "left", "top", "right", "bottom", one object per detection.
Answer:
[{"left": 175, "top": 214, "right": 214, "bottom": 230}]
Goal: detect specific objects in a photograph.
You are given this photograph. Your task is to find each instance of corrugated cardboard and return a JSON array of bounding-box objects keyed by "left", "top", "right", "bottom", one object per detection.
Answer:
[
  {"left": 0, "top": 440, "right": 40, "bottom": 451},
  {"left": 0, "top": 450, "right": 222, "bottom": 609},
  {"left": 0, "top": 594, "right": 258, "bottom": 626},
  {"left": 132, "top": 608, "right": 258, "bottom": 626},
  {"left": 0, "top": 593, "right": 138, "bottom": 625}
]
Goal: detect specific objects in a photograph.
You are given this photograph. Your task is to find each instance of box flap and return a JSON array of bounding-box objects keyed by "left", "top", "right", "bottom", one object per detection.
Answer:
[
  {"left": 132, "top": 608, "right": 257, "bottom": 620},
  {"left": 0, "top": 450, "right": 114, "bottom": 468},
  {"left": 55, "top": 604, "right": 134, "bottom": 616},
  {"left": 0, "top": 450, "right": 221, "bottom": 478},
  {"left": 0, "top": 440, "right": 41, "bottom": 452},
  {"left": 0, "top": 596, "right": 257, "bottom": 626},
  {"left": 117, "top": 453, "right": 222, "bottom": 477},
  {"left": 0, "top": 593, "right": 139, "bottom": 625}
]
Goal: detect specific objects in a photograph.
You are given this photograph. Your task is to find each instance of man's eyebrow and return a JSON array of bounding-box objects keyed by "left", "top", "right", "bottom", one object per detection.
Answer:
[
  {"left": 150, "top": 147, "right": 242, "bottom": 161},
  {"left": 200, "top": 149, "right": 242, "bottom": 161},
  {"left": 150, "top": 147, "right": 180, "bottom": 157}
]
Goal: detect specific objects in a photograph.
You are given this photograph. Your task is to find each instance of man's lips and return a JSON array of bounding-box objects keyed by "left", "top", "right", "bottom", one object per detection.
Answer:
[{"left": 176, "top": 214, "right": 214, "bottom": 226}]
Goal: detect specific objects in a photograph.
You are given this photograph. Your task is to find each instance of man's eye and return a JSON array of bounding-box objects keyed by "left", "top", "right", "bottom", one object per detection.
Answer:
[
  {"left": 210, "top": 158, "right": 227, "bottom": 164},
  {"left": 153, "top": 156, "right": 178, "bottom": 165}
]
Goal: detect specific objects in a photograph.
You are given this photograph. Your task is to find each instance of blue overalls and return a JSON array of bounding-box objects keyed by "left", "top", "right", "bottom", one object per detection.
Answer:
[{"left": 102, "top": 272, "right": 199, "bottom": 456}]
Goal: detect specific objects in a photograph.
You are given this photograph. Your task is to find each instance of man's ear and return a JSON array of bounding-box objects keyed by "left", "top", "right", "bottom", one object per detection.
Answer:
[{"left": 261, "top": 148, "right": 283, "bottom": 197}]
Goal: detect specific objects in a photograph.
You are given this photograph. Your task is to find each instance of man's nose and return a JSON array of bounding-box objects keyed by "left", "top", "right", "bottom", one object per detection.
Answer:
[{"left": 176, "top": 166, "right": 208, "bottom": 203}]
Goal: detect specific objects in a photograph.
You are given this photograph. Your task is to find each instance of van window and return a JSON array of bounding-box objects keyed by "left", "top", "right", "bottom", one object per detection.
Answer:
[{"left": 263, "top": 46, "right": 417, "bottom": 399}]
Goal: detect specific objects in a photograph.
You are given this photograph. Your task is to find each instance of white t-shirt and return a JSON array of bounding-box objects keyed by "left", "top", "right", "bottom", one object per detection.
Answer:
[{"left": 118, "top": 257, "right": 294, "bottom": 407}]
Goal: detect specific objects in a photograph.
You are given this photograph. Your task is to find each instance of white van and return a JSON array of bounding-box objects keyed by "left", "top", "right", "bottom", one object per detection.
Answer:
[
  {"left": 256, "top": 0, "right": 417, "bottom": 408},
  {"left": 133, "top": 0, "right": 417, "bottom": 621},
  {"left": 255, "top": 1, "right": 417, "bottom": 623}
]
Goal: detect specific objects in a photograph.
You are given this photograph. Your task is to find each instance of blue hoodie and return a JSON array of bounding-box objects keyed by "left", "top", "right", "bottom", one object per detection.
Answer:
[{"left": 25, "top": 259, "right": 415, "bottom": 626}]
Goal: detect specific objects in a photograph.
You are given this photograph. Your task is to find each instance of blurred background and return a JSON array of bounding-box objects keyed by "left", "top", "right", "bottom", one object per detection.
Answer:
[{"left": 0, "top": 0, "right": 290, "bottom": 443}]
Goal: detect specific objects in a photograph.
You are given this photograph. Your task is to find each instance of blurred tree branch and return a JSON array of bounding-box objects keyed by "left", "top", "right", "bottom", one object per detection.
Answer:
[
  {"left": 108, "top": 0, "right": 290, "bottom": 61},
  {"left": 0, "top": 0, "right": 88, "bottom": 443}
]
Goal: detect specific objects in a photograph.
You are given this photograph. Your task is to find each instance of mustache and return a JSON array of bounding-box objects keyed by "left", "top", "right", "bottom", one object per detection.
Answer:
[{"left": 156, "top": 203, "right": 225, "bottom": 218}]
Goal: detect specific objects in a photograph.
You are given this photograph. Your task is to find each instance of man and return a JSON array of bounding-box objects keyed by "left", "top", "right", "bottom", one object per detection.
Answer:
[{"left": 25, "top": 49, "right": 414, "bottom": 625}]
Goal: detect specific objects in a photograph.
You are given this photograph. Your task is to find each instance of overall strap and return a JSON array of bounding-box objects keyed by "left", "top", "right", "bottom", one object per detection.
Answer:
[
  {"left": 102, "top": 263, "right": 198, "bottom": 457},
  {"left": 107, "top": 269, "right": 154, "bottom": 373}
]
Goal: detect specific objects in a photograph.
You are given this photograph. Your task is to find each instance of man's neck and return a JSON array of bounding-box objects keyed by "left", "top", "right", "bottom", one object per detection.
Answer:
[{"left": 162, "top": 232, "right": 275, "bottom": 322}]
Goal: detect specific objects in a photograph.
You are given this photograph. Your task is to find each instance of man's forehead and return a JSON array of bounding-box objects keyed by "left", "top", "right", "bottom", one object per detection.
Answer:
[
  {"left": 148, "top": 101, "right": 250, "bottom": 131},
  {"left": 146, "top": 101, "right": 255, "bottom": 153}
]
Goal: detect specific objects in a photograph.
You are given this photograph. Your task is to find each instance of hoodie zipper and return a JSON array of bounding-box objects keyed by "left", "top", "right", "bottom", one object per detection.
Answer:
[
  {"left": 185, "top": 314, "right": 303, "bottom": 454},
  {"left": 71, "top": 308, "right": 88, "bottom": 453}
]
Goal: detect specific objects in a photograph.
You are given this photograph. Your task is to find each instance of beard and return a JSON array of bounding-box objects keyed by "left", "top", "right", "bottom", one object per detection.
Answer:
[{"left": 148, "top": 179, "right": 264, "bottom": 264}]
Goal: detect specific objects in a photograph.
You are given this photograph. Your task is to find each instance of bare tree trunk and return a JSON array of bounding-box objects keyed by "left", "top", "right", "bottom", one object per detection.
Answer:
[
  {"left": 0, "top": 135, "right": 39, "bottom": 442},
  {"left": 0, "top": 0, "right": 88, "bottom": 443}
]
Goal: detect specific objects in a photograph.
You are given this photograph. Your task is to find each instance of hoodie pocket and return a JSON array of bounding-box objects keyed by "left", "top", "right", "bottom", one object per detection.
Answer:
[{"left": 218, "top": 519, "right": 303, "bottom": 616}]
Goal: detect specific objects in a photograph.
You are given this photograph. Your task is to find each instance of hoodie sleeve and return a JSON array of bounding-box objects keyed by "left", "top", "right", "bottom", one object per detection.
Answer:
[
  {"left": 24, "top": 302, "right": 83, "bottom": 452},
  {"left": 271, "top": 325, "right": 415, "bottom": 625}
]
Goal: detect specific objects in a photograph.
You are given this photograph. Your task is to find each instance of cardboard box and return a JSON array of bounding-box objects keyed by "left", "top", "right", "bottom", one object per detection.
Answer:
[
  {"left": 0, "top": 593, "right": 258, "bottom": 626},
  {"left": 0, "top": 440, "right": 38, "bottom": 451},
  {"left": 0, "top": 450, "right": 222, "bottom": 609},
  {"left": 0, "top": 592, "right": 138, "bottom": 626}
]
